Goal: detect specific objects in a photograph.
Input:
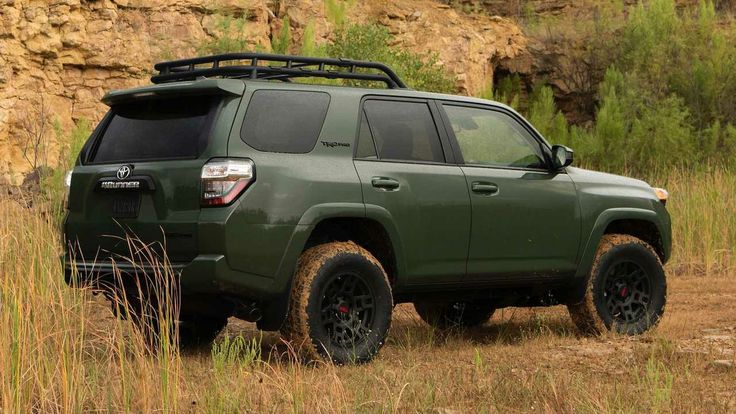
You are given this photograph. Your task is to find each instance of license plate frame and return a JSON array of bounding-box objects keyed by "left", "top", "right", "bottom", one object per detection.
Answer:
[{"left": 110, "top": 192, "right": 141, "bottom": 218}]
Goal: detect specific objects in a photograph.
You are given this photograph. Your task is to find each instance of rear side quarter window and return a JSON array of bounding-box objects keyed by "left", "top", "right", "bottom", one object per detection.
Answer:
[{"left": 240, "top": 90, "right": 331, "bottom": 153}]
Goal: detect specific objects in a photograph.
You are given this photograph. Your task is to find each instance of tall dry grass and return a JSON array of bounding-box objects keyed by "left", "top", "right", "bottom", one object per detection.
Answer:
[
  {"left": 0, "top": 167, "right": 733, "bottom": 413},
  {"left": 647, "top": 167, "right": 736, "bottom": 276}
]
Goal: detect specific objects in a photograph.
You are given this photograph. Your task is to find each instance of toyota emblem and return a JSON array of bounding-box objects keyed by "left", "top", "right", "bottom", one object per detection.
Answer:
[{"left": 116, "top": 165, "right": 132, "bottom": 180}]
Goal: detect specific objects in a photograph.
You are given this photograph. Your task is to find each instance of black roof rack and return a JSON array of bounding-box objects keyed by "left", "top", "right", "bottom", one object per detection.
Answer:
[{"left": 151, "top": 52, "right": 408, "bottom": 89}]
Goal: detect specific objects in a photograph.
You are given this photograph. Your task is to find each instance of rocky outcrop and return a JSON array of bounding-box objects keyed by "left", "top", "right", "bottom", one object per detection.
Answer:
[
  {"left": 0, "top": 0, "right": 527, "bottom": 183},
  {"left": 0, "top": 0, "right": 275, "bottom": 183},
  {"left": 355, "top": 1, "right": 526, "bottom": 95}
]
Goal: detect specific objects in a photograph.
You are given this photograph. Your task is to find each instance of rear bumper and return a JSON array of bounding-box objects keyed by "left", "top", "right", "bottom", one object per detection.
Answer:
[
  {"left": 64, "top": 254, "right": 275, "bottom": 297},
  {"left": 64, "top": 254, "right": 290, "bottom": 329}
]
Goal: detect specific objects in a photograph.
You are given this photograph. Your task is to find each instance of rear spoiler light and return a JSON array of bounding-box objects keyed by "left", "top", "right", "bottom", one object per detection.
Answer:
[{"left": 201, "top": 159, "right": 255, "bottom": 207}]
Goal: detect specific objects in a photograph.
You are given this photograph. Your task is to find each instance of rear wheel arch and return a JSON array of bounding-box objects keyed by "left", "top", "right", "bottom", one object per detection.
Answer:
[
  {"left": 261, "top": 209, "right": 402, "bottom": 331},
  {"left": 303, "top": 217, "right": 399, "bottom": 286}
]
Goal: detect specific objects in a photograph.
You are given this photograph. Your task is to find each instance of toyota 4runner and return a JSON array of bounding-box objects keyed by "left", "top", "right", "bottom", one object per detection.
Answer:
[{"left": 64, "top": 53, "right": 671, "bottom": 363}]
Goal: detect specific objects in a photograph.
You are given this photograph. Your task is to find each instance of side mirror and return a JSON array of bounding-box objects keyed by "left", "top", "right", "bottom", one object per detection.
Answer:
[{"left": 551, "top": 145, "right": 574, "bottom": 169}]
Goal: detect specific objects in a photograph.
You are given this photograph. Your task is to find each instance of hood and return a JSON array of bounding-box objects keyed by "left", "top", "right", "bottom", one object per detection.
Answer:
[
  {"left": 565, "top": 167, "right": 659, "bottom": 203},
  {"left": 566, "top": 167, "right": 651, "bottom": 188}
]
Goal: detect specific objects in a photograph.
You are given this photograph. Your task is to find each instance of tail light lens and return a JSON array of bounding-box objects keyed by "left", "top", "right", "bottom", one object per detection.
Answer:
[
  {"left": 64, "top": 170, "right": 73, "bottom": 209},
  {"left": 201, "top": 159, "right": 255, "bottom": 207}
]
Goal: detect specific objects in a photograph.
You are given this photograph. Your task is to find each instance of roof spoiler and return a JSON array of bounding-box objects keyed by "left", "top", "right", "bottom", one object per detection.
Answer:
[{"left": 102, "top": 78, "right": 245, "bottom": 106}]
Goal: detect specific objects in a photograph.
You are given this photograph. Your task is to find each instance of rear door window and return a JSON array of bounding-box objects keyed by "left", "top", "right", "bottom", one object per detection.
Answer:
[
  {"left": 92, "top": 96, "right": 219, "bottom": 163},
  {"left": 240, "top": 90, "right": 330, "bottom": 153},
  {"left": 362, "top": 100, "right": 445, "bottom": 163}
]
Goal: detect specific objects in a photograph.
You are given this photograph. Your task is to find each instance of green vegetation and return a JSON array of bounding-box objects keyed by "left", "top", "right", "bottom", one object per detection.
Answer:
[
  {"left": 502, "top": 0, "right": 736, "bottom": 175},
  {"left": 199, "top": 6, "right": 455, "bottom": 93},
  {"left": 326, "top": 24, "right": 455, "bottom": 93},
  {"left": 271, "top": 16, "right": 291, "bottom": 54},
  {"left": 198, "top": 14, "right": 252, "bottom": 55},
  {"left": 324, "top": 0, "right": 355, "bottom": 27},
  {"left": 300, "top": 20, "right": 318, "bottom": 57}
]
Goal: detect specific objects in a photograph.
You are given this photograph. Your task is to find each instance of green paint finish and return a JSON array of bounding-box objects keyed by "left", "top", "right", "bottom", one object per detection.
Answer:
[
  {"left": 355, "top": 160, "right": 471, "bottom": 284},
  {"left": 461, "top": 167, "right": 581, "bottom": 279},
  {"left": 64, "top": 77, "right": 672, "bottom": 329}
]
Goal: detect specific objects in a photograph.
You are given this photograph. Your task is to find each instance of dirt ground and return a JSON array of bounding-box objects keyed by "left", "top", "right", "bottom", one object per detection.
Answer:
[{"left": 87, "top": 274, "right": 736, "bottom": 412}]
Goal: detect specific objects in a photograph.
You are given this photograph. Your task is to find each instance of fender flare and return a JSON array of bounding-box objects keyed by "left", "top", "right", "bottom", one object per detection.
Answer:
[
  {"left": 575, "top": 207, "right": 666, "bottom": 280},
  {"left": 257, "top": 202, "right": 405, "bottom": 330}
]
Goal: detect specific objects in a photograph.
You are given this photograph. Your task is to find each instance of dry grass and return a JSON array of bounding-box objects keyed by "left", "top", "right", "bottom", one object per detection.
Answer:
[{"left": 1, "top": 168, "right": 735, "bottom": 413}]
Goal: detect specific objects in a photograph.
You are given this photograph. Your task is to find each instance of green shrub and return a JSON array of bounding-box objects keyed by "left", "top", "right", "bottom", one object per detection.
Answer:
[
  {"left": 613, "top": 0, "right": 736, "bottom": 166},
  {"left": 527, "top": 85, "right": 570, "bottom": 146},
  {"left": 326, "top": 24, "right": 455, "bottom": 93},
  {"left": 198, "top": 14, "right": 251, "bottom": 55},
  {"left": 271, "top": 16, "right": 291, "bottom": 54},
  {"left": 515, "top": 0, "right": 736, "bottom": 174},
  {"left": 300, "top": 20, "right": 318, "bottom": 56},
  {"left": 478, "top": 74, "right": 521, "bottom": 108},
  {"left": 325, "top": 0, "right": 355, "bottom": 27}
]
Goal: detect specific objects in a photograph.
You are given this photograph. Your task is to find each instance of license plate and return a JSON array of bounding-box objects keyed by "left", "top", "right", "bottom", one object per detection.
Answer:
[{"left": 110, "top": 193, "right": 141, "bottom": 218}]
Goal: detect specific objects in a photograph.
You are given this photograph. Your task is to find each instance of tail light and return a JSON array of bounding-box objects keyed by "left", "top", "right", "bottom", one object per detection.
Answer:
[
  {"left": 201, "top": 159, "right": 255, "bottom": 207},
  {"left": 64, "top": 170, "right": 73, "bottom": 209}
]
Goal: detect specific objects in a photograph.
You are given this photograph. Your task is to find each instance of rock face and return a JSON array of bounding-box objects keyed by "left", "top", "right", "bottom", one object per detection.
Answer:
[{"left": 0, "top": 0, "right": 528, "bottom": 183}]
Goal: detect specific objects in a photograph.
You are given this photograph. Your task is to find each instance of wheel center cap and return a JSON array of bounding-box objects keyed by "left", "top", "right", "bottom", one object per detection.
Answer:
[
  {"left": 619, "top": 286, "right": 629, "bottom": 297},
  {"left": 338, "top": 304, "right": 350, "bottom": 314}
]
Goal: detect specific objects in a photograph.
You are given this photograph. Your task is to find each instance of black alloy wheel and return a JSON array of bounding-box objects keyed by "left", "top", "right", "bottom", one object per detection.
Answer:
[
  {"left": 319, "top": 272, "right": 376, "bottom": 348},
  {"left": 599, "top": 260, "right": 652, "bottom": 325}
]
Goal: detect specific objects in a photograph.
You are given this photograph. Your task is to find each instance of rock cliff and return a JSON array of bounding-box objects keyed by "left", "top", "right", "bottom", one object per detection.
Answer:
[{"left": 0, "top": 0, "right": 528, "bottom": 183}]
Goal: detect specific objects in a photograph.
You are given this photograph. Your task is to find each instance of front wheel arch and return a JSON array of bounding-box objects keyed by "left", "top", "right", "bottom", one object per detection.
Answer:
[{"left": 576, "top": 209, "right": 668, "bottom": 281}]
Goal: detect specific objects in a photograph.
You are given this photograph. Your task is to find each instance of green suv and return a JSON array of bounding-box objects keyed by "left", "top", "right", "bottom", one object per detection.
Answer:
[{"left": 64, "top": 53, "right": 671, "bottom": 363}]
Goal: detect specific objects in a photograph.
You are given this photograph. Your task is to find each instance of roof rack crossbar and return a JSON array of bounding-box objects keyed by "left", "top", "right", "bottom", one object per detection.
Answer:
[{"left": 151, "top": 52, "right": 408, "bottom": 89}]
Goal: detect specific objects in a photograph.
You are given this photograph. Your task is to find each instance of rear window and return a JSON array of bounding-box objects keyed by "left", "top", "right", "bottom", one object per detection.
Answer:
[
  {"left": 91, "top": 96, "right": 219, "bottom": 163},
  {"left": 240, "top": 90, "right": 330, "bottom": 153}
]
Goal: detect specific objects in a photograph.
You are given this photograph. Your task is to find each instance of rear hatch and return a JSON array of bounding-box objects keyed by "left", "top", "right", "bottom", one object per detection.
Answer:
[{"left": 65, "top": 81, "right": 243, "bottom": 264}]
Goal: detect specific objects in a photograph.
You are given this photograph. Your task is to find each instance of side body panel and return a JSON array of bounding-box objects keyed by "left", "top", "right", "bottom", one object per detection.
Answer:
[
  {"left": 354, "top": 160, "right": 471, "bottom": 284},
  {"left": 460, "top": 167, "right": 581, "bottom": 280},
  {"left": 223, "top": 83, "right": 365, "bottom": 281}
]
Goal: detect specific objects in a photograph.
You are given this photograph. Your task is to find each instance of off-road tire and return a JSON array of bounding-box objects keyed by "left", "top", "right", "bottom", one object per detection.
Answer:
[
  {"left": 281, "top": 241, "right": 393, "bottom": 364},
  {"left": 568, "top": 234, "right": 666, "bottom": 335},
  {"left": 414, "top": 301, "right": 495, "bottom": 329}
]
